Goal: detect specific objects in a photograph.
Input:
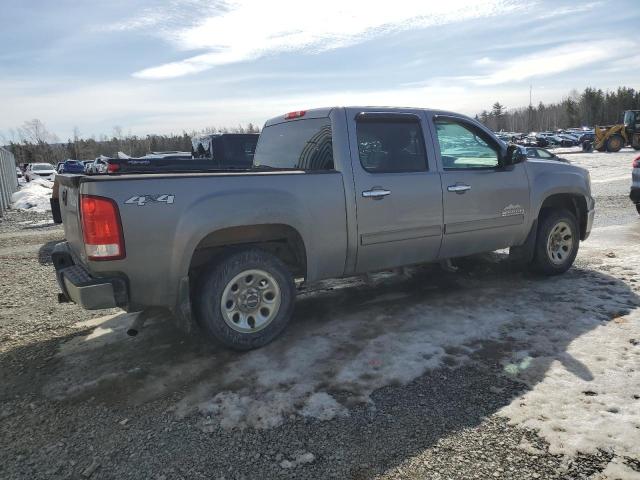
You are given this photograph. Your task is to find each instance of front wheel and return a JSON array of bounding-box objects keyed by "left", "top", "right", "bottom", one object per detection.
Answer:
[
  {"left": 194, "top": 248, "right": 296, "bottom": 350},
  {"left": 606, "top": 134, "right": 624, "bottom": 153},
  {"left": 530, "top": 209, "right": 579, "bottom": 275}
]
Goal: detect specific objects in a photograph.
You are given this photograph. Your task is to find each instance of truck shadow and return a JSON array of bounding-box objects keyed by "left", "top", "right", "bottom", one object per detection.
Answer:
[{"left": 2, "top": 251, "right": 639, "bottom": 478}]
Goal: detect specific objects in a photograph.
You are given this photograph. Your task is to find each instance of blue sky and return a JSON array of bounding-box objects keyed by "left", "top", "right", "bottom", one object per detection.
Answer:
[{"left": 1, "top": 0, "right": 639, "bottom": 141}]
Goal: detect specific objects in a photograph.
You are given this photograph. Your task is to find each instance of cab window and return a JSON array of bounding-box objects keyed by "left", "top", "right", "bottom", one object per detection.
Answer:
[
  {"left": 434, "top": 119, "right": 500, "bottom": 169},
  {"left": 356, "top": 117, "right": 427, "bottom": 173}
]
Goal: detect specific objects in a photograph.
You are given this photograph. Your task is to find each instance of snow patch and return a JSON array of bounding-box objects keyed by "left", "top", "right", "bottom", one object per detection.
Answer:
[
  {"left": 11, "top": 178, "right": 53, "bottom": 212},
  {"left": 499, "top": 307, "right": 640, "bottom": 459},
  {"left": 498, "top": 229, "right": 640, "bottom": 463},
  {"left": 301, "top": 392, "right": 349, "bottom": 421}
]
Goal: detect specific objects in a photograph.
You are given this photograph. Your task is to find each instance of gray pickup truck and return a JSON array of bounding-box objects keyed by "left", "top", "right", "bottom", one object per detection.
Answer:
[{"left": 53, "top": 107, "right": 595, "bottom": 349}]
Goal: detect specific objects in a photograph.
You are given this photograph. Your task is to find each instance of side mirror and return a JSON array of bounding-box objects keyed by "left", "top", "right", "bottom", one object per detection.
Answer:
[{"left": 504, "top": 143, "right": 527, "bottom": 166}]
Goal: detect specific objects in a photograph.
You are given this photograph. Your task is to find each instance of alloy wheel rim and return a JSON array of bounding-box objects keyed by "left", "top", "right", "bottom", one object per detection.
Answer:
[
  {"left": 546, "top": 221, "right": 574, "bottom": 265},
  {"left": 220, "top": 269, "right": 281, "bottom": 333}
]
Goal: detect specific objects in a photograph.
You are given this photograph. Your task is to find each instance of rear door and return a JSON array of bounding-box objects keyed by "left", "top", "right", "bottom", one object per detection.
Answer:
[
  {"left": 429, "top": 114, "right": 530, "bottom": 258},
  {"left": 347, "top": 109, "right": 444, "bottom": 273}
]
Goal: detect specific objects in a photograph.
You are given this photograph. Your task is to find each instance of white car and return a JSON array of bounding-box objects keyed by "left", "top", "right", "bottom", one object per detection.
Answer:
[{"left": 25, "top": 163, "right": 56, "bottom": 182}]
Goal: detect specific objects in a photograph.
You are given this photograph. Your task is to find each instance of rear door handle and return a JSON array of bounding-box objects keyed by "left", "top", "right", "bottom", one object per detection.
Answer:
[
  {"left": 362, "top": 188, "right": 391, "bottom": 199},
  {"left": 447, "top": 184, "right": 471, "bottom": 194}
]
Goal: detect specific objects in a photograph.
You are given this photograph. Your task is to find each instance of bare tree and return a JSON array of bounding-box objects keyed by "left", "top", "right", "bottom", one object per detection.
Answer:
[
  {"left": 113, "top": 125, "right": 123, "bottom": 140},
  {"left": 18, "top": 119, "right": 58, "bottom": 144}
]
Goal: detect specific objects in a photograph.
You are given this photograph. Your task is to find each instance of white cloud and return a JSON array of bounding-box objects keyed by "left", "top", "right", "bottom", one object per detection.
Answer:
[
  {"left": 101, "top": 0, "right": 225, "bottom": 33},
  {"left": 132, "top": 0, "right": 522, "bottom": 79},
  {"left": 474, "top": 57, "right": 493, "bottom": 66},
  {"left": 468, "top": 40, "right": 636, "bottom": 86}
]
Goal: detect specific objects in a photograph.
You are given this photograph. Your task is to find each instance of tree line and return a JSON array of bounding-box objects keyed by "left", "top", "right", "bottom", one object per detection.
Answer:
[
  {"left": 477, "top": 86, "right": 640, "bottom": 133},
  {"left": 2, "top": 121, "right": 261, "bottom": 165},
  {"left": 5, "top": 85, "right": 640, "bottom": 164}
]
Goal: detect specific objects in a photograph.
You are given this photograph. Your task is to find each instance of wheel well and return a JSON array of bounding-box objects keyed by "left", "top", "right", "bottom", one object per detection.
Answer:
[
  {"left": 539, "top": 194, "right": 588, "bottom": 239},
  {"left": 188, "top": 224, "right": 307, "bottom": 281}
]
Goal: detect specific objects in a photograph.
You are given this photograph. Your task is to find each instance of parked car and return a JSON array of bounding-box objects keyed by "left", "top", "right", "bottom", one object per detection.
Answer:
[
  {"left": 58, "top": 160, "right": 86, "bottom": 174},
  {"left": 53, "top": 106, "right": 594, "bottom": 350},
  {"left": 557, "top": 134, "right": 580, "bottom": 147},
  {"left": 522, "top": 147, "right": 569, "bottom": 163},
  {"left": 578, "top": 132, "right": 595, "bottom": 143},
  {"left": 25, "top": 163, "right": 56, "bottom": 182},
  {"left": 81, "top": 160, "right": 94, "bottom": 173},
  {"left": 16, "top": 167, "right": 24, "bottom": 184},
  {"left": 631, "top": 154, "right": 640, "bottom": 214},
  {"left": 537, "top": 133, "right": 567, "bottom": 147},
  {"left": 87, "top": 156, "right": 112, "bottom": 174}
]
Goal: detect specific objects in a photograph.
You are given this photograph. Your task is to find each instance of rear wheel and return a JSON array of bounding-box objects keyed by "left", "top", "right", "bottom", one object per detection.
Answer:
[
  {"left": 530, "top": 209, "right": 579, "bottom": 275},
  {"left": 195, "top": 248, "right": 295, "bottom": 350},
  {"left": 606, "top": 134, "right": 624, "bottom": 152}
]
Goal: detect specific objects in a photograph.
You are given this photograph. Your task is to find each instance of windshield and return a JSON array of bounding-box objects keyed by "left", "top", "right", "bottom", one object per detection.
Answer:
[
  {"left": 32, "top": 164, "right": 53, "bottom": 171},
  {"left": 624, "top": 111, "right": 637, "bottom": 126}
]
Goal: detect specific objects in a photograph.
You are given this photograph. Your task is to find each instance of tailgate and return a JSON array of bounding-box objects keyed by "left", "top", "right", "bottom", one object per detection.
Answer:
[{"left": 57, "top": 175, "right": 85, "bottom": 260}]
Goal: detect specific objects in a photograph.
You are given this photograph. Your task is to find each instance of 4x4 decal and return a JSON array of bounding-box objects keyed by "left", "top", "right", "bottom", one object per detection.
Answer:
[{"left": 124, "top": 194, "right": 175, "bottom": 206}]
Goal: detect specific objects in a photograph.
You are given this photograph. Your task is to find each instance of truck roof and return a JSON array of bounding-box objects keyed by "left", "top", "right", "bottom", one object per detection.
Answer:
[{"left": 263, "top": 106, "right": 470, "bottom": 127}]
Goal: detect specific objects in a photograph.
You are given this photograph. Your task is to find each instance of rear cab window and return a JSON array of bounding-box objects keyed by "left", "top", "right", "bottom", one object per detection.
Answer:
[{"left": 253, "top": 118, "right": 334, "bottom": 171}]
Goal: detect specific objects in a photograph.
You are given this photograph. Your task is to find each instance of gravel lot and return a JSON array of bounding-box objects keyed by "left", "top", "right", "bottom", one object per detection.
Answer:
[{"left": 1, "top": 150, "right": 639, "bottom": 480}]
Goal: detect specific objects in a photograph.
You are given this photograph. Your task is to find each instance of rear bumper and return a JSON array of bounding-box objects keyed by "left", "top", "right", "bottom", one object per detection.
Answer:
[
  {"left": 52, "top": 242, "right": 128, "bottom": 310},
  {"left": 631, "top": 187, "right": 640, "bottom": 204}
]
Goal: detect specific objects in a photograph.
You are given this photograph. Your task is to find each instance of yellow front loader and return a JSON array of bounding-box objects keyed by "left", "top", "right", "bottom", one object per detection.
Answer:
[{"left": 593, "top": 110, "right": 640, "bottom": 153}]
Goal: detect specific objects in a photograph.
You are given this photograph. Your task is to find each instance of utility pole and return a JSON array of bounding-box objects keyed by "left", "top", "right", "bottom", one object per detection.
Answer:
[{"left": 528, "top": 84, "right": 532, "bottom": 132}]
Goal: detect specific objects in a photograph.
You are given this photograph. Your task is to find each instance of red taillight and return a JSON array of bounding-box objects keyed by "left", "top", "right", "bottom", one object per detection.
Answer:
[
  {"left": 107, "top": 163, "right": 120, "bottom": 173},
  {"left": 285, "top": 110, "right": 306, "bottom": 120},
  {"left": 633, "top": 156, "right": 640, "bottom": 169},
  {"left": 80, "top": 195, "right": 125, "bottom": 260}
]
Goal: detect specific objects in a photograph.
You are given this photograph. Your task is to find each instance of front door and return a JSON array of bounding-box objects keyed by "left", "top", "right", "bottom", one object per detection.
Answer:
[
  {"left": 430, "top": 115, "right": 531, "bottom": 259},
  {"left": 348, "top": 110, "right": 444, "bottom": 273}
]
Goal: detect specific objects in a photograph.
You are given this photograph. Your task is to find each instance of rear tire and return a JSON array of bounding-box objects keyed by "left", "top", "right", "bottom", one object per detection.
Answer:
[
  {"left": 194, "top": 248, "right": 296, "bottom": 350},
  {"left": 606, "top": 134, "right": 624, "bottom": 152},
  {"left": 530, "top": 209, "right": 579, "bottom": 275}
]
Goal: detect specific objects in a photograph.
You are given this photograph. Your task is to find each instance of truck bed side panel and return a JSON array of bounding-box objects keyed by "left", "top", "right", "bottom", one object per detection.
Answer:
[{"left": 78, "top": 172, "right": 348, "bottom": 308}]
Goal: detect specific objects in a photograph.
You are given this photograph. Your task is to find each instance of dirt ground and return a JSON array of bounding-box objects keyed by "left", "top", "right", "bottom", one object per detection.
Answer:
[{"left": 1, "top": 149, "right": 639, "bottom": 480}]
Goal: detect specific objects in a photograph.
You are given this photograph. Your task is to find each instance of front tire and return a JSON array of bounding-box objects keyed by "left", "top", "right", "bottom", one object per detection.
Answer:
[
  {"left": 606, "top": 134, "right": 624, "bottom": 152},
  {"left": 195, "top": 248, "right": 296, "bottom": 350},
  {"left": 530, "top": 209, "right": 579, "bottom": 275}
]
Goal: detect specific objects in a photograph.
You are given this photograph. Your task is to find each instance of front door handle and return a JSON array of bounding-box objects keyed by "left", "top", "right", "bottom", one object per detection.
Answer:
[
  {"left": 447, "top": 184, "right": 471, "bottom": 194},
  {"left": 362, "top": 188, "right": 391, "bottom": 199}
]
